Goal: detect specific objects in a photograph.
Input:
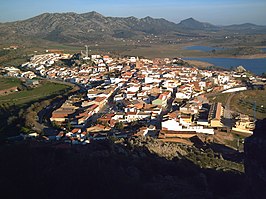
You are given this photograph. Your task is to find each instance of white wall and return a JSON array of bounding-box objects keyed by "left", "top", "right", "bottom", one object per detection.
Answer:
[
  {"left": 222, "top": 87, "right": 247, "bottom": 93},
  {"left": 162, "top": 119, "right": 182, "bottom": 131}
]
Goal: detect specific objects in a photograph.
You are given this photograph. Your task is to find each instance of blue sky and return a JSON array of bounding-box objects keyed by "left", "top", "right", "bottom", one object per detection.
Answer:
[{"left": 1, "top": 0, "right": 266, "bottom": 25}]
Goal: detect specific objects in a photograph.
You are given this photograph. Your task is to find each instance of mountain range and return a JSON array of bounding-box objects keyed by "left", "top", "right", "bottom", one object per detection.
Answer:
[{"left": 1, "top": 11, "right": 266, "bottom": 44}]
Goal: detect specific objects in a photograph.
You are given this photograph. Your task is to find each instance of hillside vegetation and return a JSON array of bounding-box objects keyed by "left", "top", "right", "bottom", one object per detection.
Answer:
[{"left": 0, "top": 137, "right": 246, "bottom": 199}]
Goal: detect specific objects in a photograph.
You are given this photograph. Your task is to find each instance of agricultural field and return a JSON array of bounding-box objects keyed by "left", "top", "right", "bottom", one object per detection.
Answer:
[
  {"left": 0, "top": 49, "right": 30, "bottom": 67},
  {"left": 0, "top": 77, "right": 21, "bottom": 90},
  {"left": 209, "top": 90, "right": 266, "bottom": 119},
  {"left": 0, "top": 80, "right": 72, "bottom": 108},
  {"left": 0, "top": 79, "right": 75, "bottom": 138},
  {"left": 230, "top": 90, "right": 266, "bottom": 119}
]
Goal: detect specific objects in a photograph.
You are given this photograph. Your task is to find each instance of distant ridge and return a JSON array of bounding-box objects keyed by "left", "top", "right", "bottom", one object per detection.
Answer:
[{"left": 0, "top": 11, "right": 265, "bottom": 43}]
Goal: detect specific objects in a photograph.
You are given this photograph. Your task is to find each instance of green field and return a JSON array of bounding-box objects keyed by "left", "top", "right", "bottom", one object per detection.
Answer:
[
  {"left": 209, "top": 90, "right": 266, "bottom": 119},
  {"left": 0, "top": 77, "right": 21, "bottom": 90},
  {"left": 0, "top": 81, "right": 71, "bottom": 108},
  {"left": 209, "top": 93, "right": 231, "bottom": 105},
  {"left": 231, "top": 90, "right": 266, "bottom": 119}
]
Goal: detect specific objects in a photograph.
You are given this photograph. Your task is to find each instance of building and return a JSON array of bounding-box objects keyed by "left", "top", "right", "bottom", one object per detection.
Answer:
[
  {"left": 232, "top": 114, "right": 254, "bottom": 134},
  {"left": 208, "top": 102, "right": 224, "bottom": 127},
  {"left": 152, "top": 93, "right": 168, "bottom": 107}
]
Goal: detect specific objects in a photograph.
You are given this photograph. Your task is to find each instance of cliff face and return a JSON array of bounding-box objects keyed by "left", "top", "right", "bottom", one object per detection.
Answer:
[{"left": 244, "top": 119, "right": 266, "bottom": 199}]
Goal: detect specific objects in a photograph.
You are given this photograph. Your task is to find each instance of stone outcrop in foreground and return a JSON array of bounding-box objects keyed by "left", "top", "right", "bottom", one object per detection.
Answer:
[{"left": 245, "top": 119, "right": 266, "bottom": 199}]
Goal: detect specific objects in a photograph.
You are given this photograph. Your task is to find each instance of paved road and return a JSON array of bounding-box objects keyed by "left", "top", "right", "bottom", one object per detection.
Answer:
[
  {"left": 224, "top": 93, "right": 236, "bottom": 119},
  {"left": 222, "top": 93, "right": 237, "bottom": 128},
  {"left": 226, "top": 93, "right": 235, "bottom": 110}
]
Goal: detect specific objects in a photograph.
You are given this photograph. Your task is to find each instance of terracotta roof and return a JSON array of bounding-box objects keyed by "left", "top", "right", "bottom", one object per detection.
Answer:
[
  {"left": 158, "top": 94, "right": 165, "bottom": 100},
  {"left": 126, "top": 112, "right": 137, "bottom": 116},
  {"left": 160, "top": 130, "right": 197, "bottom": 134},
  {"left": 215, "top": 102, "right": 223, "bottom": 120},
  {"left": 51, "top": 113, "right": 68, "bottom": 118},
  {"left": 94, "top": 97, "right": 106, "bottom": 103},
  {"left": 57, "top": 132, "right": 64, "bottom": 137},
  {"left": 71, "top": 128, "right": 80, "bottom": 134}
]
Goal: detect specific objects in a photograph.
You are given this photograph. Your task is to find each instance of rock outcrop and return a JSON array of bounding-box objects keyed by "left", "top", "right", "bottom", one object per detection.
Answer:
[
  {"left": 244, "top": 119, "right": 266, "bottom": 199},
  {"left": 235, "top": 65, "right": 246, "bottom": 73},
  {"left": 0, "top": 136, "right": 246, "bottom": 199}
]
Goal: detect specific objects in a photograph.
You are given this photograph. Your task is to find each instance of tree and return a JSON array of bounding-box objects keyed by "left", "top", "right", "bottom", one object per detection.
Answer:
[
  {"left": 66, "top": 121, "right": 72, "bottom": 131},
  {"left": 51, "top": 121, "right": 61, "bottom": 129},
  {"left": 21, "top": 126, "right": 31, "bottom": 134},
  {"left": 40, "top": 100, "right": 50, "bottom": 108},
  {"left": 25, "top": 111, "right": 37, "bottom": 128},
  {"left": 7, "top": 116, "right": 17, "bottom": 125},
  {"left": 115, "top": 122, "right": 124, "bottom": 130}
]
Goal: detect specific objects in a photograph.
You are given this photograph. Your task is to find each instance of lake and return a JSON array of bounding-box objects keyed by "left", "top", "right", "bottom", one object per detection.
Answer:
[
  {"left": 184, "top": 57, "right": 266, "bottom": 75},
  {"left": 260, "top": 48, "right": 266, "bottom": 52},
  {"left": 184, "top": 46, "right": 227, "bottom": 52}
]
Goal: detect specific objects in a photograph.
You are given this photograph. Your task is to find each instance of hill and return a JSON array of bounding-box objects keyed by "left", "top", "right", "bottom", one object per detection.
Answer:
[
  {"left": 0, "top": 11, "right": 266, "bottom": 44},
  {"left": 0, "top": 12, "right": 179, "bottom": 44},
  {"left": 222, "top": 23, "right": 266, "bottom": 34},
  {"left": 0, "top": 137, "right": 245, "bottom": 199},
  {"left": 177, "top": 17, "right": 218, "bottom": 30}
]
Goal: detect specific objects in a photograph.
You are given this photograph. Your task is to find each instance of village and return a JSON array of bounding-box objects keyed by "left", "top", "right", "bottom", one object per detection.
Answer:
[{"left": 2, "top": 50, "right": 262, "bottom": 145}]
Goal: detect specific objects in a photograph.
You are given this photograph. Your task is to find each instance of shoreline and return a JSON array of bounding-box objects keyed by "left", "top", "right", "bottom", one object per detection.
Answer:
[
  {"left": 183, "top": 54, "right": 266, "bottom": 59},
  {"left": 183, "top": 56, "right": 266, "bottom": 75},
  {"left": 185, "top": 60, "right": 214, "bottom": 68},
  {"left": 185, "top": 60, "right": 230, "bottom": 71}
]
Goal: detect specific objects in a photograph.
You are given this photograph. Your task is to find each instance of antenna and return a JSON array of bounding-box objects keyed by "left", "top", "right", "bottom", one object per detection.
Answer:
[
  {"left": 253, "top": 101, "right": 256, "bottom": 121},
  {"left": 82, "top": 45, "right": 90, "bottom": 60},
  {"left": 85, "top": 45, "right": 88, "bottom": 58}
]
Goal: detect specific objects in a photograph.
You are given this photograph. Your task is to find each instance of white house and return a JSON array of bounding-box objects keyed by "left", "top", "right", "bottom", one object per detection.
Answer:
[
  {"left": 145, "top": 77, "right": 154, "bottom": 84},
  {"left": 129, "top": 57, "right": 136, "bottom": 63},
  {"left": 127, "top": 86, "right": 140, "bottom": 93},
  {"left": 176, "top": 92, "right": 191, "bottom": 99},
  {"left": 162, "top": 119, "right": 214, "bottom": 134},
  {"left": 218, "top": 75, "right": 230, "bottom": 84},
  {"left": 162, "top": 119, "right": 182, "bottom": 131}
]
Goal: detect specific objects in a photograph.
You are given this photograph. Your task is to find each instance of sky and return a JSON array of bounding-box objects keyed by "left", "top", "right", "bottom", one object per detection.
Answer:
[{"left": 1, "top": 0, "right": 266, "bottom": 25}]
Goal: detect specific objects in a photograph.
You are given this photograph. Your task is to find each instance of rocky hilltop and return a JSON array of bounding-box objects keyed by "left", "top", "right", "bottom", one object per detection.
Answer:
[
  {"left": 244, "top": 119, "right": 266, "bottom": 199},
  {"left": 1, "top": 136, "right": 245, "bottom": 199}
]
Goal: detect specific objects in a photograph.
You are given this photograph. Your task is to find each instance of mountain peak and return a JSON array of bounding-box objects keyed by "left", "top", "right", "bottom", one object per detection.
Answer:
[
  {"left": 178, "top": 17, "right": 216, "bottom": 29},
  {"left": 179, "top": 17, "right": 201, "bottom": 25},
  {"left": 185, "top": 17, "right": 197, "bottom": 21},
  {"left": 144, "top": 16, "right": 153, "bottom": 19},
  {"left": 80, "top": 11, "right": 104, "bottom": 18}
]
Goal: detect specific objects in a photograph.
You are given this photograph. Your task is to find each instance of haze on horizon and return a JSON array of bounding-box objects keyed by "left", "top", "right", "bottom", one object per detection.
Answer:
[{"left": 1, "top": 0, "right": 266, "bottom": 26}]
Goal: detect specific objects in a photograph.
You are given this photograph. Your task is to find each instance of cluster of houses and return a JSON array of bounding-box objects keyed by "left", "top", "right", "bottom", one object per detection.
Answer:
[
  {"left": 42, "top": 54, "right": 256, "bottom": 144},
  {"left": 2, "top": 52, "right": 261, "bottom": 144},
  {"left": 3, "top": 66, "right": 37, "bottom": 79},
  {"left": 23, "top": 53, "right": 71, "bottom": 68},
  {"left": 51, "top": 84, "right": 117, "bottom": 128}
]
